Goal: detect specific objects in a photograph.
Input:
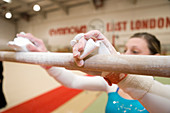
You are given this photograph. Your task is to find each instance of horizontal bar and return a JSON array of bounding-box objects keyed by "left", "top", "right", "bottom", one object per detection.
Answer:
[{"left": 0, "top": 51, "right": 170, "bottom": 77}]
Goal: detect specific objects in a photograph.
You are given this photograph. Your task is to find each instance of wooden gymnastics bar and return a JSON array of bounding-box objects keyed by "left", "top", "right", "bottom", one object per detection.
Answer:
[{"left": 0, "top": 51, "right": 170, "bottom": 77}]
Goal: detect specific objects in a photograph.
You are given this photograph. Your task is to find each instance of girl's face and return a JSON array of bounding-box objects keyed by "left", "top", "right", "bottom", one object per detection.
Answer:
[{"left": 124, "top": 38, "right": 150, "bottom": 55}]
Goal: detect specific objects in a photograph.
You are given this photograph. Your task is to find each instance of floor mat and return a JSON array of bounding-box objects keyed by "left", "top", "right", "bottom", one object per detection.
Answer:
[{"left": 2, "top": 86, "right": 82, "bottom": 113}]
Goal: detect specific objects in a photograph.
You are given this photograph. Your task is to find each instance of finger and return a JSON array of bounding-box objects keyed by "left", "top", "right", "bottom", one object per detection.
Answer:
[
  {"left": 72, "top": 43, "right": 84, "bottom": 67},
  {"left": 17, "top": 33, "right": 47, "bottom": 52},
  {"left": 71, "top": 33, "right": 85, "bottom": 47},
  {"left": 72, "top": 43, "right": 80, "bottom": 58},
  {"left": 70, "top": 40, "right": 77, "bottom": 47},
  {"left": 74, "top": 58, "right": 84, "bottom": 67},
  {"left": 84, "top": 30, "right": 104, "bottom": 40},
  {"left": 17, "top": 33, "right": 35, "bottom": 44},
  {"left": 77, "top": 37, "right": 87, "bottom": 52},
  {"left": 73, "top": 33, "right": 85, "bottom": 41},
  {"left": 17, "top": 33, "right": 40, "bottom": 46},
  {"left": 16, "top": 33, "right": 27, "bottom": 38}
]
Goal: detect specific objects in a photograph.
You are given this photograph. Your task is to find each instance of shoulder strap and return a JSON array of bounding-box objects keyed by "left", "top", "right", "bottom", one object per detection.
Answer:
[{"left": 116, "top": 87, "right": 119, "bottom": 92}]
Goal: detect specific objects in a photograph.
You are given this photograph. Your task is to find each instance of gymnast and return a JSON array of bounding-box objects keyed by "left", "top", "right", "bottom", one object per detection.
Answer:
[{"left": 8, "top": 30, "right": 170, "bottom": 113}]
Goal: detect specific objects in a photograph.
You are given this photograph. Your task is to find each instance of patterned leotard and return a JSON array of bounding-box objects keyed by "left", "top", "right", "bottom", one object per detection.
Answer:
[{"left": 105, "top": 88, "right": 149, "bottom": 113}]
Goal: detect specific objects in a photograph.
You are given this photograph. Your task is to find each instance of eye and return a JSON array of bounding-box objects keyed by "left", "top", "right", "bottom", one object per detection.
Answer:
[
  {"left": 132, "top": 50, "right": 139, "bottom": 54},
  {"left": 124, "top": 49, "right": 127, "bottom": 53}
]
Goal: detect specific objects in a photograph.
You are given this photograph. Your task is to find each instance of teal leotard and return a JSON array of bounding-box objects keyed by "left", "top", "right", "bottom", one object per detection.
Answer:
[{"left": 105, "top": 88, "right": 149, "bottom": 113}]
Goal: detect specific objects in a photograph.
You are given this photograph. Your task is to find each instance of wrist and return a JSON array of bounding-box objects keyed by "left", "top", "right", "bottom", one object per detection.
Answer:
[
  {"left": 103, "top": 72, "right": 128, "bottom": 85},
  {"left": 118, "top": 73, "right": 128, "bottom": 83},
  {"left": 118, "top": 75, "right": 154, "bottom": 99}
]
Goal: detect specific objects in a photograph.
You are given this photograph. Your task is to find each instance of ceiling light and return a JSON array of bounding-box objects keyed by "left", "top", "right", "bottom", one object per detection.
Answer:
[
  {"left": 5, "top": 11, "right": 12, "bottom": 19},
  {"left": 33, "top": 4, "right": 41, "bottom": 12},
  {"left": 3, "top": 0, "right": 12, "bottom": 3}
]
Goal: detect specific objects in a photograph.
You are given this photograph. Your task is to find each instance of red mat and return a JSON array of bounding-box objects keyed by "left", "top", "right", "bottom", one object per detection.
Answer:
[{"left": 2, "top": 86, "right": 82, "bottom": 113}]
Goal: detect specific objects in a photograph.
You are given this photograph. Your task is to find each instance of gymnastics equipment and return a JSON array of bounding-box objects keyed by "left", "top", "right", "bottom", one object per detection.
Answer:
[{"left": 0, "top": 51, "right": 170, "bottom": 77}]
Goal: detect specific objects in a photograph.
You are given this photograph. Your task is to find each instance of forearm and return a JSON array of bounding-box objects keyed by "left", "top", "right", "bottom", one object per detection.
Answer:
[
  {"left": 118, "top": 75, "right": 170, "bottom": 113},
  {"left": 45, "top": 67, "right": 73, "bottom": 87},
  {"left": 44, "top": 67, "right": 108, "bottom": 91},
  {"left": 139, "top": 81, "right": 170, "bottom": 113}
]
